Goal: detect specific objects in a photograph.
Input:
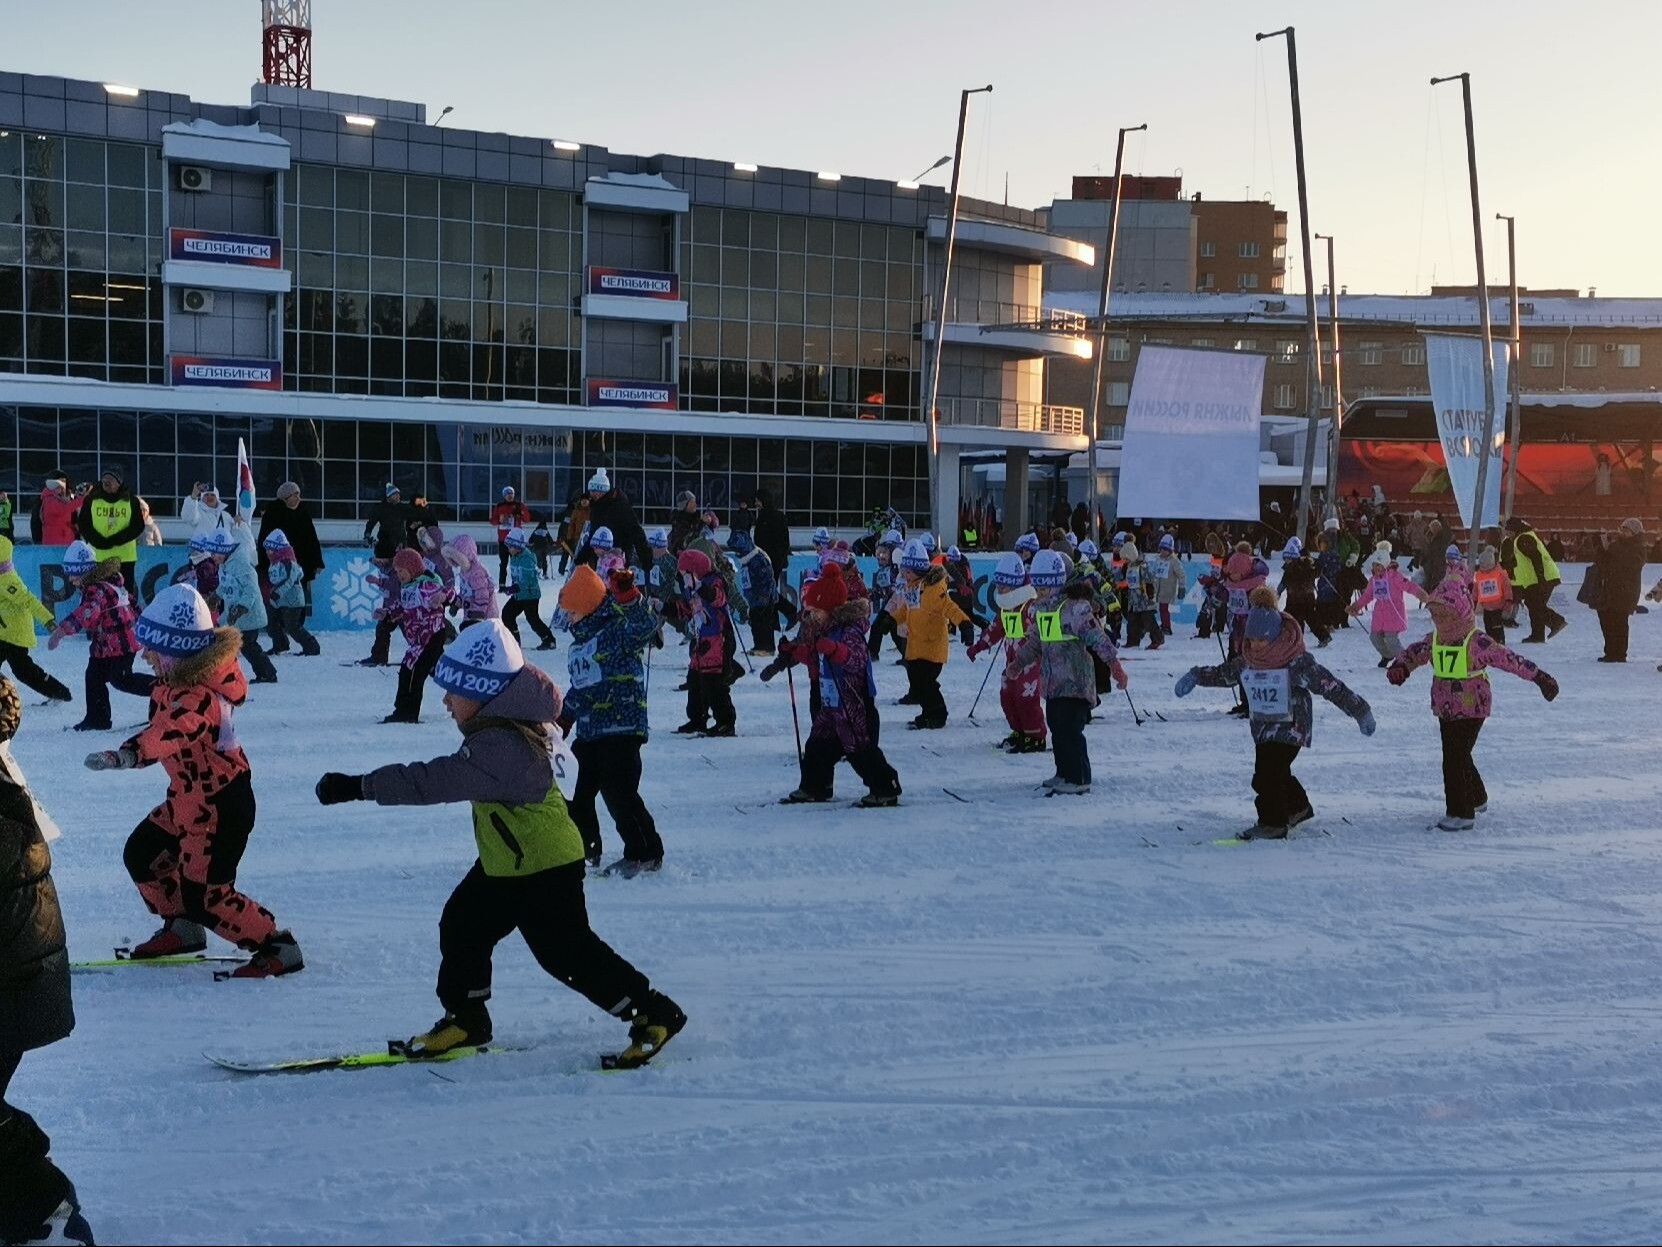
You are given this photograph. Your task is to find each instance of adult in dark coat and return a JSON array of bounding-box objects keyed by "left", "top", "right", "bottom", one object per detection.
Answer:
[
  {"left": 1417, "top": 519, "right": 1449, "bottom": 590},
  {"left": 752, "top": 488, "right": 791, "bottom": 577},
  {"left": 1594, "top": 518, "right": 1648, "bottom": 663},
  {"left": 0, "top": 677, "right": 85, "bottom": 1244},
  {"left": 575, "top": 469, "right": 651, "bottom": 570},
  {"left": 363, "top": 484, "right": 410, "bottom": 559},
  {"left": 667, "top": 490, "right": 703, "bottom": 556},
  {"left": 257, "top": 482, "right": 326, "bottom": 591}
]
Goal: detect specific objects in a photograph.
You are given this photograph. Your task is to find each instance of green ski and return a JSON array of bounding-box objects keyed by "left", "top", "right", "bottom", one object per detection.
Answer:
[{"left": 205, "top": 1044, "right": 513, "bottom": 1075}]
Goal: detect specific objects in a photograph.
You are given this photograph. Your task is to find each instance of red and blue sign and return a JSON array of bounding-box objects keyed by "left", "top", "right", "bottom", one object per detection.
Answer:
[
  {"left": 169, "top": 228, "right": 282, "bottom": 268},
  {"left": 586, "top": 379, "right": 677, "bottom": 410},
  {"left": 588, "top": 267, "right": 679, "bottom": 300},
  {"left": 171, "top": 356, "right": 282, "bottom": 391}
]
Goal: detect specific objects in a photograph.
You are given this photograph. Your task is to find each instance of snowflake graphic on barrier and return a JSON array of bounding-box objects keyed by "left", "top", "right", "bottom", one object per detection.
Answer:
[{"left": 331, "top": 556, "right": 382, "bottom": 625}]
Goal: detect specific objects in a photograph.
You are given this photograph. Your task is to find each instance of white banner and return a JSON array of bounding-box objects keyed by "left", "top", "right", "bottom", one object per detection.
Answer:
[
  {"left": 1116, "top": 345, "right": 1266, "bottom": 521},
  {"left": 1425, "top": 334, "right": 1509, "bottom": 531}
]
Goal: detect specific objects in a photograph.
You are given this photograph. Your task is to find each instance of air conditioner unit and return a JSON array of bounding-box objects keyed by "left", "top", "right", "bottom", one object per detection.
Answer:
[
  {"left": 177, "top": 165, "right": 212, "bottom": 192},
  {"left": 1603, "top": 342, "right": 1618, "bottom": 353},
  {"left": 179, "top": 288, "right": 215, "bottom": 314}
]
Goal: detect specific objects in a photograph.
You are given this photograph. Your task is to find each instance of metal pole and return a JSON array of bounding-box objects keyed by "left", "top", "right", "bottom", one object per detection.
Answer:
[
  {"left": 1257, "top": 27, "right": 1326, "bottom": 546},
  {"left": 1315, "top": 233, "right": 1343, "bottom": 520},
  {"left": 1085, "top": 123, "right": 1147, "bottom": 543},
  {"left": 1433, "top": 72, "right": 1500, "bottom": 562},
  {"left": 923, "top": 84, "right": 993, "bottom": 544},
  {"left": 1498, "top": 213, "right": 1522, "bottom": 521}
]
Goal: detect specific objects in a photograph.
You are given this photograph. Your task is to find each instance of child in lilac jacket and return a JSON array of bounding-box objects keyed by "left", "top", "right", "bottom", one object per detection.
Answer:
[
  {"left": 1387, "top": 576, "right": 1558, "bottom": 830},
  {"left": 1349, "top": 546, "right": 1429, "bottom": 666}
]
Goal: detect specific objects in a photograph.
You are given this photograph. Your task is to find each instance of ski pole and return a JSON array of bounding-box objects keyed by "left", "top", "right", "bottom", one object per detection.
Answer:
[
  {"left": 786, "top": 664, "right": 804, "bottom": 764},
  {"left": 1124, "top": 688, "right": 1146, "bottom": 727},
  {"left": 967, "top": 639, "right": 1002, "bottom": 720},
  {"left": 728, "top": 607, "right": 754, "bottom": 672}
]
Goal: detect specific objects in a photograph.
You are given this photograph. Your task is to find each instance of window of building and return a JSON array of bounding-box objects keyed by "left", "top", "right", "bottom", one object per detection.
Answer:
[
  {"left": 1400, "top": 343, "right": 1425, "bottom": 366},
  {"left": 1192, "top": 337, "right": 1215, "bottom": 348},
  {"left": 1274, "top": 340, "right": 1298, "bottom": 364},
  {"left": 1199, "top": 242, "right": 1216, "bottom": 258},
  {"left": 1198, "top": 272, "right": 1215, "bottom": 290},
  {"left": 1234, "top": 338, "right": 1259, "bottom": 353},
  {"left": 1273, "top": 383, "right": 1294, "bottom": 409},
  {"left": 1238, "top": 273, "right": 1259, "bottom": 289},
  {"left": 1360, "top": 386, "right": 1381, "bottom": 398},
  {"left": 1238, "top": 242, "right": 1261, "bottom": 258},
  {"left": 1530, "top": 342, "right": 1554, "bottom": 368},
  {"left": 1358, "top": 341, "right": 1383, "bottom": 366},
  {"left": 1108, "top": 337, "right": 1130, "bottom": 362},
  {"left": 1619, "top": 343, "right": 1641, "bottom": 367},
  {"left": 1572, "top": 343, "right": 1596, "bottom": 368},
  {"left": 1107, "top": 381, "right": 1130, "bottom": 406}
]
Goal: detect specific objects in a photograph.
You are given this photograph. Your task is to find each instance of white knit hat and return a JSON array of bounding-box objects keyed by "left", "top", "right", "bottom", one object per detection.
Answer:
[
  {"left": 504, "top": 527, "right": 529, "bottom": 550},
  {"left": 1029, "top": 549, "right": 1069, "bottom": 588},
  {"left": 431, "top": 619, "right": 523, "bottom": 701},
  {"left": 587, "top": 469, "right": 611, "bottom": 493},
  {"left": 262, "top": 528, "right": 291, "bottom": 550},
  {"left": 648, "top": 527, "right": 668, "bottom": 549},
  {"left": 591, "top": 526, "right": 615, "bottom": 550},
  {"left": 993, "top": 552, "right": 1028, "bottom": 588},
  {"left": 899, "top": 538, "right": 931, "bottom": 572},
  {"left": 62, "top": 540, "right": 97, "bottom": 576},
  {"left": 135, "top": 584, "right": 216, "bottom": 657}
]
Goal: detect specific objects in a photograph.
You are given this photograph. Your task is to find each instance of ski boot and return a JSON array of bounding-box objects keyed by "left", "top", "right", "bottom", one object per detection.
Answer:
[
  {"left": 1436, "top": 816, "right": 1475, "bottom": 832},
  {"left": 601, "top": 857, "right": 663, "bottom": 879},
  {"left": 700, "top": 724, "right": 736, "bottom": 738},
  {"left": 537, "top": 637, "right": 557, "bottom": 651},
  {"left": 855, "top": 790, "right": 900, "bottom": 808},
  {"left": 128, "top": 918, "right": 207, "bottom": 959},
  {"left": 1239, "top": 822, "right": 1288, "bottom": 840},
  {"left": 1287, "top": 805, "right": 1315, "bottom": 829},
  {"left": 604, "top": 992, "right": 686, "bottom": 1070},
  {"left": 673, "top": 720, "right": 706, "bottom": 735},
  {"left": 229, "top": 931, "right": 305, "bottom": 979},
  {"left": 398, "top": 1007, "right": 492, "bottom": 1057},
  {"left": 1010, "top": 734, "right": 1047, "bottom": 754},
  {"left": 1047, "top": 780, "right": 1091, "bottom": 796},
  {"left": 907, "top": 715, "right": 945, "bottom": 730},
  {"left": 781, "top": 788, "right": 833, "bottom": 804}
]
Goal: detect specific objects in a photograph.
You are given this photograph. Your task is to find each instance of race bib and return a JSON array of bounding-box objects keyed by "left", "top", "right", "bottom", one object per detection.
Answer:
[
  {"left": 1475, "top": 573, "right": 1502, "bottom": 604},
  {"left": 648, "top": 565, "right": 662, "bottom": 587},
  {"left": 1240, "top": 667, "right": 1292, "bottom": 721},
  {"left": 1037, "top": 608, "right": 1071, "bottom": 643},
  {"left": 401, "top": 582, "right": 426, "bottom": 610},
  {"left": 1000, "top": 608, "right": 1026, "bottom": 640},
  {"left": 1150, "top": 557, "right": 1170, "bottom": 580},
  {"left": 818, "top": 654, "right": 841, "bottom": 708},
  {"left": 1228, "top": 587, "right": 1249, "bottom": 614},
  {"left": 1372, "top": 577, "right": 1391, "bottom": 601},
  {"left": 567, "top": 637, "right": 602, "bottom": 689},
  {"left": 1431, "top": 631, "right": 1484, "bottom": 680}
]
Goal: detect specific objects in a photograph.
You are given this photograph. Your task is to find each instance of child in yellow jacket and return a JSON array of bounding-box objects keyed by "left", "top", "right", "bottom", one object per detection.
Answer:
[
  {"left": 0, "top": 536, "right": 70, "bottom": 703},
  {"left": 888, "top": 538, "right": 967, "bottom": 729}
]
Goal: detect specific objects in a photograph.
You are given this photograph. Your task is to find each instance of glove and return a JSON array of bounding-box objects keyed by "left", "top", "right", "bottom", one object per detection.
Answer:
[
  {"left": 1173, "top": 670, "right": 1197, "bottom": 699},
  {"left": 84, "top": 746, "right": 136, "bottom": 771},
  {"left": 1536, "top": 671, "right": 1559, "bottom": 702},
  {"left": 1386, "top": 664, "right": 1409, "bottom": 686},
  {"left": 315, "top": 772, "right": 366, "bottom": 805},
  {"left": 814, "top": 636, "right": 838, "bottom": 656},
  {"left": 759, "top": 664, "right": 778, "bottom": 683},
  {"left": 46, "top": 632, "right": 61, "bottom": 651},
  {"left": 1358, "top": 710, "right": 1377, "bottom": 737}
]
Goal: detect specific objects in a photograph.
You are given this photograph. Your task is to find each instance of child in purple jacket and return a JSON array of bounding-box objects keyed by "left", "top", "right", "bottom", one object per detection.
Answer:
[{"left": 1387, "top": 576, "right": 1558, "bottom": 830}]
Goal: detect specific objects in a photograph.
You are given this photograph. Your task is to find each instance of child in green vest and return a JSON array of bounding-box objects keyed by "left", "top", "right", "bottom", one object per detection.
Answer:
[{"left": 313, "top": 620, "right": 684, "bottom": 1067}]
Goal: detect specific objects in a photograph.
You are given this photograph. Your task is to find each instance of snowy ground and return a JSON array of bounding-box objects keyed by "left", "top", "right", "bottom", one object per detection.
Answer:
[{"left": 21, "top": 567, "right": 1662, "bottom": 1245}]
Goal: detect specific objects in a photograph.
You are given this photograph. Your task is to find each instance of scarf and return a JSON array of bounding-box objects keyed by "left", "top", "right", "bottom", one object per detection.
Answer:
[{"left": 1243, "top": 612, "right": 1307, "bottom": 670}]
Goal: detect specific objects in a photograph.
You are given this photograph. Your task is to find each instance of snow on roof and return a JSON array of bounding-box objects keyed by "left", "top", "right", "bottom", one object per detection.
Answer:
[
  {"left": 1044, "top": 291, "right": 1662, "bottom": 328},
  {"left": 161, "top": 118, "right": 288, "bottom": 146}
]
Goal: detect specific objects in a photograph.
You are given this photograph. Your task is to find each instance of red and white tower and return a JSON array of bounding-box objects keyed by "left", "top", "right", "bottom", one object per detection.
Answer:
[{"left": 261, "top": 0, "right": 312, "bottom": 89}]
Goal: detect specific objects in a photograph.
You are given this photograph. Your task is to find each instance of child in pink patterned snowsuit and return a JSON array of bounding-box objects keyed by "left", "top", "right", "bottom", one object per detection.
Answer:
[
  {"left": 380, "top": 547, "right": 453, "bottom": 722},
  {"left": 966, "top": 552, "right": 1046, "bottom": 752},
  {"left": 443, "top": 534, "right": 499, "bottom": 626},
  {"left": 1387, "top": 575, "right": 1558, "bottom": 829},
  {"left": 47, "top": 542, "right": 153, "bottom": 731}
]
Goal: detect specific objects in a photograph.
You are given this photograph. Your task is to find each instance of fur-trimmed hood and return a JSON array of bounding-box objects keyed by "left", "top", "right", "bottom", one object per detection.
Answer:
[
  {"left": 82, "top": 557, "right": 125, "bottom": 587},
  {"left": 153, "top": 626, "right": 244, "bottom": 691},
  {"left": 829, "top": 597, "right": 872, "bottom": 628},
  {"left": 918, "top": 565, "right": 948, "bottom": 590}
]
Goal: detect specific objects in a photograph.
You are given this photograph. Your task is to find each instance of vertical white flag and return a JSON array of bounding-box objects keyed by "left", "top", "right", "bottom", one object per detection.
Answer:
[
  {"left": 1116, "top": 345, "right": 1267, "bottom": 521},
  {"left": 1425, "top": 334, "right": 1509, "bottom": 531},
  {"left": 235, "top": 437, "right": 256, "bottom": 526}
]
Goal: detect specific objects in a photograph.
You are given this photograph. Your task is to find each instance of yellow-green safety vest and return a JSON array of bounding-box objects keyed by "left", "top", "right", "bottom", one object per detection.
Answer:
[
  {"left": 1509, "top": 533, "right": 1559, "bottom": 590},
  {"left": 86, "top": 496, "right": 137, "bottom": 564}
]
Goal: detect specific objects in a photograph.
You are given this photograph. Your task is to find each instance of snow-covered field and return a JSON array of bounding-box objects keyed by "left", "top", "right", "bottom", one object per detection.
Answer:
[{"left": 21, "top": 568, "right": 1662, "bottom": 1245}]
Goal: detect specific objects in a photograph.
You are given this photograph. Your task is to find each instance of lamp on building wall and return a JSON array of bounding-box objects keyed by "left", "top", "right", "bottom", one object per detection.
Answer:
[{"left": 434, "top": 105, "right": 454, "bottom": 126}]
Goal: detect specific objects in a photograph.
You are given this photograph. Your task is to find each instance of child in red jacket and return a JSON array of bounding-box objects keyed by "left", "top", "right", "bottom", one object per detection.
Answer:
[{"left": 673, "top": 548, "right": 737, "bottom": 737}]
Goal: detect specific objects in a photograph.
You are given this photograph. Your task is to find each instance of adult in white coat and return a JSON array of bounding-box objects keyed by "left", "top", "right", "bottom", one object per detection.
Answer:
[{"left": 180, "top": 482, "right": 233, "bottom": 539}]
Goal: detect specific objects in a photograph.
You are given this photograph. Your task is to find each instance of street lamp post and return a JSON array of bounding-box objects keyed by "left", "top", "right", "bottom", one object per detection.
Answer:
[
  {"left": 1084, "top": 123, "right": 1147, "bottom": 541},
  {"left": 1496, "top": 212, "right": 1522, "bottom": 521},
  {"left": 922, "top": 84, "right": 993, "bottom": 543},
  {"left": 1314, "top": 232, "right": 1342, "bottom": 519}
]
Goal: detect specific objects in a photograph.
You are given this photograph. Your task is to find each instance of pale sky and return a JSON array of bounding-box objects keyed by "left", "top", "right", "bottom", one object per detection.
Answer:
[{"left": 7, "top": 0, "right": 1659, "bottom": 296}]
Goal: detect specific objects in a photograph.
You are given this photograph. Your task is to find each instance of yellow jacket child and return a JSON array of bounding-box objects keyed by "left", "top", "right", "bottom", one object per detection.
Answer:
[{"left": 0, "top": 536, "right": 71, "bottom": 702}]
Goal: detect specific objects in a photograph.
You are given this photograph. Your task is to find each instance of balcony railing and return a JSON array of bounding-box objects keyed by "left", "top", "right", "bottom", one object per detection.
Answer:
[
  {"left": 938, "top": 397, "right": 1085, "bottom": 435},
  {"left": 923, "top": 296, "right": 1090, "bottom": 335}
]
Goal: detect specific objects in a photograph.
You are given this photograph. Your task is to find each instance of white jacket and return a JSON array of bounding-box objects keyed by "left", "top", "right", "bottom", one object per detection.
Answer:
[{"left": 181, "top": 494, "right": 233, "bottom": 538}]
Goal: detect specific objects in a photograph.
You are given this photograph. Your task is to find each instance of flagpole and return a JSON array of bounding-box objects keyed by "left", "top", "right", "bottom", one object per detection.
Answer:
[
  {"left": 1497, "top": 212, "right": 1522, "bottom": 522},
  {"left": 1432, "top": 72, "right": 1500, "bottom": 563}
]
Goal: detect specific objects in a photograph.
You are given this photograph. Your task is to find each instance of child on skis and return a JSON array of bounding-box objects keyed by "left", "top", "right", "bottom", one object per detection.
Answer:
[
  {"left": 1279, "top": 538, "right": 1330, "bottom": 646},
  {"left": 728, "top": 530, "right": 778, "bottom": 656},
  {"left": 0, "top": 536, "right": 70, "bottom": 704},
  {"left": 1120, "top": 541, "right": 1163, "bottom": 650},
  {"left": 313, "top": 620, "right": 684, "bottom": 1067},
  {"left": 1012, "top": 550, "right": 1126, "bottom": 795},
  {"left": 645, "top": 528, "right": 682, "bottom": 646},
  {"left": 500, "top": 527, "right": 557, "bottom": 651},
  {"left": 83, "top": 584, "right": 302, "bottom": 977},
  {"left": 966, "top": 552, "right": 1046, "bottom": 753},
  {"left": 888, "top": 538, "right": 968, "bottom": 730},
  {"left": 216, "top": 523, "right": 278, "bottom": 685},
  {"left": 380, "top": 547, "right": 453, "bottom": 724},
  {"left": 530, "top": 518, "right": 555, "bottom": 579},
  {"left": 1176, "top": 585, "right": 1375, "bottom": 839},
  {"left": 442, "top": 534, "right": 498, "bottom": 629},
  {"left": 762, "top": 569, "right": 828, "bottom": 720},
  {"left": 1150, "top": 533, "right": 1187, "bottom": 636},
  {"left": 1474, "top": 546, "right": 1513, "bottom": 642},
  {"left": 262, "top": 530, "right": 320, "bottom": 657},
  {"left": 1349, "top": 544, "right": 1428, "bottom": 666},
  {"left": 556, "top": 564, "right": 664, "bottom": 875},
  {"left": 769, "top": 564, "right": 902, "bottom": 807},
  {"left": 47, "top": 540, "right": 152, "bottom": 731},
  {"left": 944, "top": 545, "right": 984, "bottom": 647},
  {"left": 1387, "top": 575, "right": 1558, "bottom": 830},
  {"left": 867, "top": 529, "right": 905, "bottom": 660},
  {"left": 673, "top": 548, "right": 738, "bottom": 737}
]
